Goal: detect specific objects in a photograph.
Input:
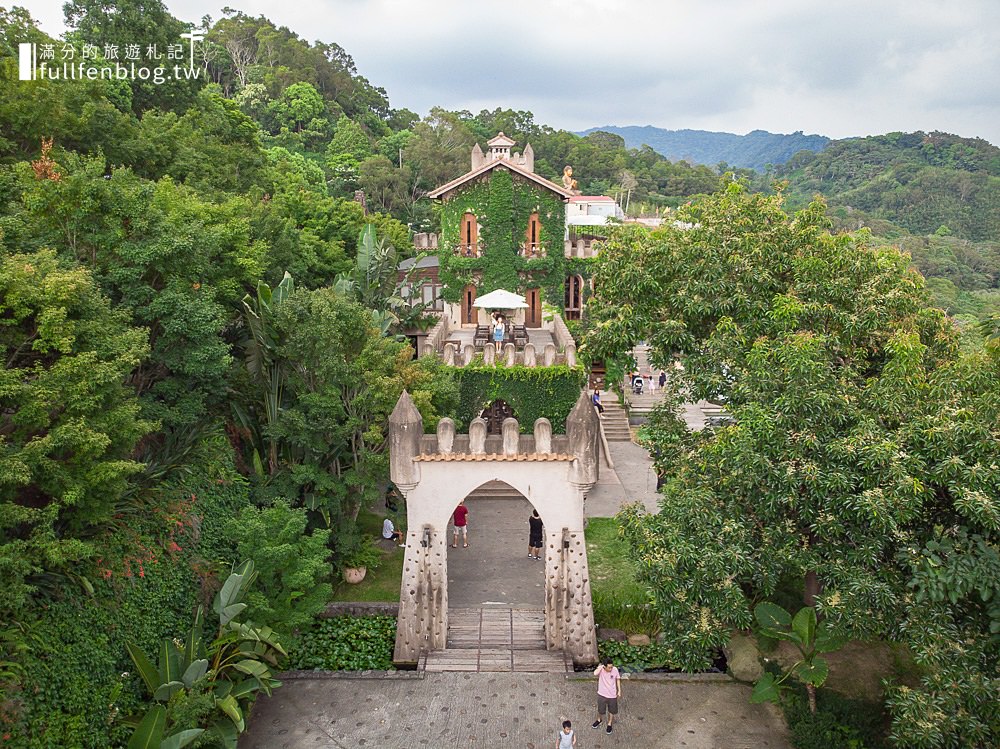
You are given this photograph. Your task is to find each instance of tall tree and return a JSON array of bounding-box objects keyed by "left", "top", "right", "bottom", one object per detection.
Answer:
[{"left": 0, "top": 248, "right": 151, "bottom": 618}]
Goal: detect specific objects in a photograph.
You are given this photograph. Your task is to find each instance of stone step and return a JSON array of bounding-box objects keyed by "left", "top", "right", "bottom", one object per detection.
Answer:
[{"left": 421, "top": 648, "right": 570, "bottom": 673}]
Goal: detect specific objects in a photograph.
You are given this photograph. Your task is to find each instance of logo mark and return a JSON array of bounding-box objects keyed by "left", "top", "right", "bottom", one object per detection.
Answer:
[{"left": 19, "top": 43, "right": 35, "bottom": 80}]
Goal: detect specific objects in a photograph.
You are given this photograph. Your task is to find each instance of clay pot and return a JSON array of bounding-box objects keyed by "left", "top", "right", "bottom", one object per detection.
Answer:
[{"left": 343, "top": 566, "right": 367, "bottom": 584}]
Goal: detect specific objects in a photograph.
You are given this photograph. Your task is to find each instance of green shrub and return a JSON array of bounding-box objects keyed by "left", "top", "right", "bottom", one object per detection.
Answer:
[
  {"left": 774, "top": 666, "right": 889, "bottom": 749},
  {"left": 288, "top": 616, "right": 396, "bottom": 671},
  {"left": 455, "top": 365, "right": 586, "bottom": 432},
  {"left": 591, "top": 588, "right": 660, "bottom": 636},
  {"left": 226, "top": 501, "right": 332, "bottom": 637},
  {"left": 596, "top": 640, "right": 681, "bottom": 673}
]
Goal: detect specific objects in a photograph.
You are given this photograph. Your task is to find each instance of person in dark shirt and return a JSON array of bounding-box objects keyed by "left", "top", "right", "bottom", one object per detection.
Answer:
[{"left": 528, "top": 509, "right": 543, "bottom": 560}]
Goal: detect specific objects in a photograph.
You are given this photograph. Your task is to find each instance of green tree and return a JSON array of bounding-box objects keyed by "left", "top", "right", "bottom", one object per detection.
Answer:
[
  {"left": 226, "top": 502, "right": 332, "bottom": 637},
  {"left": 63, "top": 0, "right": 203, "bottom": 114},
  {"left": 600, "top": 184, "right": 953, "bottom": 663},
  {"left": 0, "top": 249, "right": 151, "bottom": 618},
  {"left": 266, "top": 81, "right": 330, "bottom": 138}
]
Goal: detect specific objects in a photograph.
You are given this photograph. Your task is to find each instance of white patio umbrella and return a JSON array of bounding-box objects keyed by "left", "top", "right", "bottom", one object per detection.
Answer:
[{"left": 472, "top": 288, "right": 528, "bottom": 309}]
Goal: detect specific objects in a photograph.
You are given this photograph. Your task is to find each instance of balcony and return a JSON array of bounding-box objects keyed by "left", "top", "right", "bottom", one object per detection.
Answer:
[
  {"left": 455, "top": 243, "right": 481, "bottom": 258},
  {"left": 520, "top": 242, "right": 547, "bottom": 258}
]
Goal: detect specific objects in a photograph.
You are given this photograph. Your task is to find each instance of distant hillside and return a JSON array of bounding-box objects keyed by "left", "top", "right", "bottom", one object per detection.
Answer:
[
  {"left": 578, "top": 125, "right": 830, "bottom": 171},
  {"left": 777, "top": 131, "right": 1000, "bottom": 242}
]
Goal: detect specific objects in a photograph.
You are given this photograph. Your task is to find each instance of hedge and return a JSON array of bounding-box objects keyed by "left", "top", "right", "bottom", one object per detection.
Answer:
[{"left": 455, "top": 365, "right": 586, "bottom": 433}]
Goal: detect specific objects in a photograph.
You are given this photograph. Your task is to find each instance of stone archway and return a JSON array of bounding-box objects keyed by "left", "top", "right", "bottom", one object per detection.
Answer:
[{"left": 388, "top": 390, "right": 600, "bottom": 667}]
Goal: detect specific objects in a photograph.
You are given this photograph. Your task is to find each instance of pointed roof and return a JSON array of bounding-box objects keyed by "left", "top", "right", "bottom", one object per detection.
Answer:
[
  {"left": 488, "top": 132, "right": 517, "bottom": 147},
  {"left": 428, "top": 158, "right": 574, "bottom": 200}
]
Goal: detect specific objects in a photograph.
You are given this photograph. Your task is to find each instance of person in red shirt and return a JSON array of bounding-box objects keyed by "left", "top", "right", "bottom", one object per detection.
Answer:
[{"left": 451, "top": 499, "right": 469, "bottom": 548}]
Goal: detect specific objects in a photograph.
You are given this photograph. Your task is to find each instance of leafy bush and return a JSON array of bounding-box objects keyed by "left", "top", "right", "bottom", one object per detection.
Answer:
[
  {"left": 288, "top": 616, "right": 396, "bottom": 671},
  {"left": 226, "top": 501, "right": 332, "bottom": 637},
  {"left": 455, "top": 365, "right": 586, "bottom": 432},
  {"left": 596, "top": 640, "right": 680, "bottom": 673},
  {"left": 772, "top": 666, "right": 889, "bottom": 749}
]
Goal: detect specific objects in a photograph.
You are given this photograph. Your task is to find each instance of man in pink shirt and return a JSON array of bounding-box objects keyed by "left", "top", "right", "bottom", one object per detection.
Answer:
[{"left": 591, "top": 657, "right": 622, "bottom": 734}]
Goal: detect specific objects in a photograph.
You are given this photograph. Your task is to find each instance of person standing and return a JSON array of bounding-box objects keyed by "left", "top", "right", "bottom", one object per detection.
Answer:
[
  {"left": 556, "top": 720, "right": 576, "bottom": 748},
  {"left": 493, "top": 315, "right": 505, "bottom": 353},
  {"left": 528, "top": 509, "right": 543, "bottom": 560},
  {"left": 451, "top": 499, "right": 469, "bottom": 548},
  {"left": 658, "top": 371, "right": 667, "bottom": 389},
  {"left": 592, "top": 657, "right": 622, "bottom": 734}
]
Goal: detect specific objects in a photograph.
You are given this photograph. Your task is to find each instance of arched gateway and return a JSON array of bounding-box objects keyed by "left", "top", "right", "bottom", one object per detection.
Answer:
[{"left": 388, "top": 389, "right": 600, "bottom": 667}]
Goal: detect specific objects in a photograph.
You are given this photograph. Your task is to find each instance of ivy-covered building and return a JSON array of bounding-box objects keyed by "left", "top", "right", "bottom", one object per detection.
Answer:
[{"left": 419, "top": 133, "right": 600, "bottom": 329}]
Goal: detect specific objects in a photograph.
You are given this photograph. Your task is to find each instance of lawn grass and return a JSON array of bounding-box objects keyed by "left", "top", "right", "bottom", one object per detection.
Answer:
[
  {"left": 585, "top": 517, "right": 646, "bottom": 600},
  {"left": 585, "top": 517, "right": 660, "bottom": 636},
  {"left": 330, "top": 506, "right": 406, "bottom": 603}
]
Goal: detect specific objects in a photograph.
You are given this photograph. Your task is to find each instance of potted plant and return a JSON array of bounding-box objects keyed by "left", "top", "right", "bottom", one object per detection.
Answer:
[{"left": 341, "top": 536, "right": 383, "bottom": 584}]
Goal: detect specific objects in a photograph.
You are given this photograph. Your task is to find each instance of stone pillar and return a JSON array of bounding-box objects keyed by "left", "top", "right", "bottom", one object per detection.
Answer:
[
  {"left": 543, "top": 343, "right": 556, "bottom": 366},
  {"left": 442, "top": 342, "right": 456, "bottom": 366},
  {"left": 544, "top": 525, "right": 597, "bottom": 664},
  {"left": 437, "top": 417, "right": 455, "bottom": 454},
  {"left": 389, "top": 391, "right": 423, "bottom": 491},
  {"left": 565, "top": 344, "right": 577, "bottom": 368},
  {"left": 502, "top": 418, "right": 520, "bottom": 455},
  {"left": 463, "top": 344, "right": 475, "bottom": 366},
  {"left": 394, "top": 522, "right": 448, "bottom": 664},
  {"left": 482, "top": 344, "right": 495, "bottom": 366},
  {"left": 503, "top": 342, "right": 516, "bottom": 367},
  {"left": 533, "top": 418, "right": 552, "bottom": 454},
  {"left": 469, "top": 417, "right": 487, "bottom": 454},
  {"left": 523, "top": 343, "right": 536, "bottom": 367}
]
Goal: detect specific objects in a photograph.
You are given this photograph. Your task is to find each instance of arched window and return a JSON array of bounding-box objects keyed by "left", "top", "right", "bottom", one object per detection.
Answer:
[
  {"left": 564, "top": 274, "right": 583, "bottom": 320},
  {"left": 460, "top": 212, "right": 478, "bottom": 256},
  {"left": 524, "top": 212, "right": 541, "bottom": 256}
]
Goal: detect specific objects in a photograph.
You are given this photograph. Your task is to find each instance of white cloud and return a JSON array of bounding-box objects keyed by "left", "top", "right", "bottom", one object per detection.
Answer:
[{"left": 18, "top": 0, "right": 1000, "bottom": 144}]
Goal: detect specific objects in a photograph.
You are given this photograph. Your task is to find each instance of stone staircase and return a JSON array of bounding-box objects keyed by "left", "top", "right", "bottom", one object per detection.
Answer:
[
  {"left": 421, "top": 608, "right": 570, "bottom": 673},
  {"left": 599, "top": 393, "right": 631, "bottom": 442}
]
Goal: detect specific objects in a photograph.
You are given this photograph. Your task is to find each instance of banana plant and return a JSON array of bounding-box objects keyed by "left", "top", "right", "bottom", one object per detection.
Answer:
[
  {"left": 749, "top": 602, "right": 845, "bottom": 714},
  {"left": 236, "top": 272, "right": 295, "bottom": 475},
  {"left": 126, "top": 561, "right": 286, "bottom": 747}
]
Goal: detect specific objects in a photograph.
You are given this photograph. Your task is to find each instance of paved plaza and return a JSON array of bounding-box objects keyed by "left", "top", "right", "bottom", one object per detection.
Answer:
[{"left": 242, "top": 672, "right": 791, "bottom": 749}]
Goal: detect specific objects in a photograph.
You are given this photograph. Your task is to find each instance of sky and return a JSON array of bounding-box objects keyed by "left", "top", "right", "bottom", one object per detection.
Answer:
[{"left": 20, "top": 0, "right": 1000, "bottom": 145}]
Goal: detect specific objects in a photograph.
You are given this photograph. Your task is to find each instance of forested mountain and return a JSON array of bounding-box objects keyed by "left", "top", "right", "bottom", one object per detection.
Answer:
[
  {"left": 776, "top": 131, "right": 1000, "bottom": 240},
  {"left": 768, "top": 132, "right": 1000, "bottom": 321},
  {"left": 578, "top": 125, "right": 830, "bottom": 171}
]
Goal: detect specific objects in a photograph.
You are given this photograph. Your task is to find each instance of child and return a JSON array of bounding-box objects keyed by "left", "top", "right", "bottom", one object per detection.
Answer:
[{"left": 557, "top": 719, "right": 576, "bottom": 748}]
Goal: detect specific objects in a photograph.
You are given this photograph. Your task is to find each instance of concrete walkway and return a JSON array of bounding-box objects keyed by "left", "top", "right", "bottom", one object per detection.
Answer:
[{"left": 241, "top": 672, "right": 791, "bottom": 749}]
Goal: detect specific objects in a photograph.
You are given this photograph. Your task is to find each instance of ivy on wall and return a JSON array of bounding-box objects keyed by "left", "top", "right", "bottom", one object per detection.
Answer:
[
  {"left": 438, "top": 168, "right": 568, "bottom": 305},
  {"left": 455, "top": 365, "right": 587, "bottom": 433}
]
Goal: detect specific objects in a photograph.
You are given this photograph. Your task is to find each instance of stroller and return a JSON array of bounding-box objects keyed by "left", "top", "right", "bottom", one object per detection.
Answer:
[{"left": 631, "top": 375, "right": 644, "bottom": 395}]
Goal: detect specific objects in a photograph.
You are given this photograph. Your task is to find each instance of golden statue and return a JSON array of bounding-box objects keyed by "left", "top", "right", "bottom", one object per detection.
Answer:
[{"left": 562, "top": 165, "right": 578, "bottom": 192}]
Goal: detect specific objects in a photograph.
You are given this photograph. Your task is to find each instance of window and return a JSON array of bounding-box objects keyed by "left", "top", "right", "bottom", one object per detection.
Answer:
[
  {"left": 462, "top": 285, "right": 477, "bottom": 324},
  {"left": 564, "top": 274, "right": 583, "bottom": 320},
  {"left": 524, "top": 212, "right": 541, "bottom": 256},
  {"left": 460, "top": 212, "right": 478, "bottom": 256}
]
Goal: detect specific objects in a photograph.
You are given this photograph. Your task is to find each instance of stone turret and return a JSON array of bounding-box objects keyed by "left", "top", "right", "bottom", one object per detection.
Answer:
[
  {"left": 471, "top": 142, "right": 485, "bottom": 170},
  {"left": 389, "top": 391, "right": 423, "bottom": 490},
  {"left": 566, "top": 389, "right": 600, "bottom": 488}
]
